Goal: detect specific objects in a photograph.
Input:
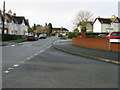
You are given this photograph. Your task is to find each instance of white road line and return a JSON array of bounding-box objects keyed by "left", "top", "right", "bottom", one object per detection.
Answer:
[
  {"left": 4, "top": 70, "right": 9, "bottom": 74},
  {"left": 30, "top": 55, "right": 34, "bottom": 58},
  {"left": 40, "top": 50, "right": 44, "bottom": 52},
  {"left": 54, "top": 41, "right": 57, "bottom": 44},
  {"left": 13, "top": 64, "right": 19, "bottom": 67},
  {"left": 11, "top": 45, "right": 15, "bottom": 47},
  {"left": 34, "top": 53, "right": 38, "bottom": 56},
  {"left": 19, "top": 61, "right": 25, "bottom": 64},
  {"left": 27, "top": 57, "right": 31, "bottom": 60},
  {"left": 8, "top": 68, "right": 13, "bottom": 70},
  {"left": 46, "top": 45, "right": 52, "bottom": 48}
]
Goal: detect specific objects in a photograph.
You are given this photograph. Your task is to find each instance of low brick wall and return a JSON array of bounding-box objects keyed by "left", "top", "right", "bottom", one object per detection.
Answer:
[{"left": 72, "top": 37, "right": 120, "bottom": 52}]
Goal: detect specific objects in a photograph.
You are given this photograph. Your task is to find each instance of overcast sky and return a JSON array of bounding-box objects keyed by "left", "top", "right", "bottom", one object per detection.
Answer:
[{"left": 0, "top": 0, "right": 119, "bottom": 31}]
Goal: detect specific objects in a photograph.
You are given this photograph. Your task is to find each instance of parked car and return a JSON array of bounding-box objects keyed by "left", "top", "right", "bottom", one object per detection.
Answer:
[
  {"left": 108, "top": 32, "right": 120, "bottom": 39},
  {"left": 39, "top": 34, "right": 47, "bottom": 39},
  {"left": 58, "top": 34, "right": 63, "bottom": 37},
  {"left": 98, "top": 34, "right": 108, "bottom": 38},
  {"left": 27, "top": 33, "right": 39, "bottom": 41}
]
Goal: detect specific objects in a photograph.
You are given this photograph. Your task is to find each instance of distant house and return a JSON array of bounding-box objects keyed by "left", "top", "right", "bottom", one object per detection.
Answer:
[
  {"left": 0, "top": 10, "right": 29, "bottom": 35},
  {"left": 77, "top": 21, "right": 93, "bottom": 32},
  {"left": 73, "top": 28, "right": 79, "bottom": 32},
  {"left": 93, "top": 15, "right": 120, "bottom": 33},
  {"left": 52, "top": 27, "right": 69, "bottom": 35}
]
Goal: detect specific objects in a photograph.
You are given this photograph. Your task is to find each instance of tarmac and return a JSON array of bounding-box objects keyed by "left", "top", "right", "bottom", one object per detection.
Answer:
[
  {"left": 1, "top": 39, "right": 120, "bottom": 65},
  {"left": 52, "top": 39, "right": 120, "bottom": 65}
]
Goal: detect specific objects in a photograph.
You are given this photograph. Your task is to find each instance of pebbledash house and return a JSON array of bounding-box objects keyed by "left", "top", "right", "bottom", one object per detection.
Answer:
[
  {"left": 0, "top": 10, "right": 29, "bottom": 35},
  {"left": 93, "top": 15, "right": 120, "bottom": 33}
]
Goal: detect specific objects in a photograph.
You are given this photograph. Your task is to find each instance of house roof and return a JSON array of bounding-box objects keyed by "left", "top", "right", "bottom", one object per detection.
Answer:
[
  {"left": 25, "top": 19, "right": 30, "bottom": 27},
  {"left": 97, "top": 18, "right": 112, "bottom": 24},
  {"left": 94, "top": 16, "right": 120, "bottom": 24},
  {"left": 5, "top": 13, "right": 13, "bottom": 23},
  {"left": 13, "top": 16, "right": 25, "bottom": 24},
  {"left": 4, "top": 13, "right": 29, "bottom": 26},
  {"left": 52, "top": 28, "right": 69, "bottom": 31}
]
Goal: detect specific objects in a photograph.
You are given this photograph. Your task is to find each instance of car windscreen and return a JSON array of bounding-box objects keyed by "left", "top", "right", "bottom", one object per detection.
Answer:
[{"left": 112, "top": 33, "right": 120, "bottom": 36}]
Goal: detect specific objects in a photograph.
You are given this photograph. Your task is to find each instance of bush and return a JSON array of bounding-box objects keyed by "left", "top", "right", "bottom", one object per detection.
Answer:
[
  {"left": 60, "top": 36, "right": 66, "bottom": 39},
  {"left": 67, "top": 32, "right": 80, "bottom": 38},
  {"left": 2, "top": 34, "right": 27, "bottom": 41}
]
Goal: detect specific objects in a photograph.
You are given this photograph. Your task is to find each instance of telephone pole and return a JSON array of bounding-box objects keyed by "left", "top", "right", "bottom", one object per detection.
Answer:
[{"left": 2, "top": 1, "right": 5, "bottom": 35}]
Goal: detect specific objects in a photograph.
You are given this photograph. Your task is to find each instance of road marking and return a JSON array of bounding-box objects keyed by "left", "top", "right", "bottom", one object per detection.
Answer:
[
  {"left": 40, "top": 50, "right": 44, "bottom": 52},
  {"left": 13, "top": 64, "right": 19, "bottom": 67},
  {"left": 11, "top": 45, "right": 15, "bottom": 47},
  {"left": 34, "top": 53, "right": 38, "bottom": 56},
  {"left": 4, "top": 70, "right": 9, "bottom": 74},
  {"left": 30, "top": 55, "right": 34, "bottom": 58},
  {"left": 8, "top": 68, "right": 13, "bottom": 70},
  {"left": 27, "top": 57, "right": 31, "bottom": 60},
  {"left": 54, "top": 41, "right": 57, "bottom": 44},
  {"left": 19, "top": 61, "right": 25, "bottom": 64},
  {"left": 46, "top": 45, "right": 51, "bottom": 48}
]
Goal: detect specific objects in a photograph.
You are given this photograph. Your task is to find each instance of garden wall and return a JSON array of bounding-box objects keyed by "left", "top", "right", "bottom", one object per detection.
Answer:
[{"left": 72, "top": 37, "right": 120, "bottom": 52}]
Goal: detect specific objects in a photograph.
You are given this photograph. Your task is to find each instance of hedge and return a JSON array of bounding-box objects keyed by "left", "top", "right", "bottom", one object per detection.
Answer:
[{"left": 1, "top": 34, "right": 27, "bottom": 41}]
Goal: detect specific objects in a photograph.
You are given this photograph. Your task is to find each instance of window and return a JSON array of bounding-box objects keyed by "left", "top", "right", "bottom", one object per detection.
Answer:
[{"left": 112, "top": 33, "right": 120, "bottom": 36}]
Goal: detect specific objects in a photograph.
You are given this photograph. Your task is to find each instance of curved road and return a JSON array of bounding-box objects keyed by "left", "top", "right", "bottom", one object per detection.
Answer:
[{"left": 2, "top": 37, "right": 118, "bottom": 88}]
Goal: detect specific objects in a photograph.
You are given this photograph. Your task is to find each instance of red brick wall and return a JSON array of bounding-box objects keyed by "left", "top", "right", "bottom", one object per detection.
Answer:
[
  {"left": 110, "top": 43, "right": 120, "bottom": 51},
  {"left": 72, "top": 37, "right": 120, "bottom": 52}
]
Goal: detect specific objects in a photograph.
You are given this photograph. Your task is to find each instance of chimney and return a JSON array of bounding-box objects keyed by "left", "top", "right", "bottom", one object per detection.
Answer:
[
  {"left": 8, "top": 9, "right": 12, "bottom": 15},
  {"left": 13, "top": 13, "right": 16, "bottom": 16},
  {"left": 111, "top": 15, "right": 116, "bottom": 18},
  {"left": 97, "top": 16, "right": 100, "bottom": 18}
]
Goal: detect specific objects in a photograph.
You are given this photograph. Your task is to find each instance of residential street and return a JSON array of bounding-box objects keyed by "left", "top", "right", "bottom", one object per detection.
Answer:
[{"left": 2, "top": 37, "right": 118, "bottom": 88}]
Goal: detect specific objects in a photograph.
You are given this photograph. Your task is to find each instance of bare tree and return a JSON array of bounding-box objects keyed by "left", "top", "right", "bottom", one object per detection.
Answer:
[{"left": 73, "top": 10, "right": 94, "bottom": 31}]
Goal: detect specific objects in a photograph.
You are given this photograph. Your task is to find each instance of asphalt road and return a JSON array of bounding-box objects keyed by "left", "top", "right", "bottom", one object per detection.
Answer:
[
  {"left": 2, "top": 36, "right": 57, "bottom": 71},
  {"left": 2, "top": 37, "right": 118, "bottom": 88}
]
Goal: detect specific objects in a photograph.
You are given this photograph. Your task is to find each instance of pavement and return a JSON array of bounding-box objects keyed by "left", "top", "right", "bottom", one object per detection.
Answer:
[
  {"left": 1, "top": 39, "right": 27, "bottom": 46},
  {"left": 52, "top": 39, "right": 120, "bottom": 65}
]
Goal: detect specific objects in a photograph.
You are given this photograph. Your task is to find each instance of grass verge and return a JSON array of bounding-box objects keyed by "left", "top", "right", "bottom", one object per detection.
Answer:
[{"left": 8, "top": 39, "right": 27, "bottom": 43}]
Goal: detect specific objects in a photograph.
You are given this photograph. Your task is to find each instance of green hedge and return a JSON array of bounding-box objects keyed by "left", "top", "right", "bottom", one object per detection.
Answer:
[
  {"left": 67, "top": 32, "right": 80, "bottom": 38},
  {"left": 1, "top": 34, "right": 26, "bottom": 41}
]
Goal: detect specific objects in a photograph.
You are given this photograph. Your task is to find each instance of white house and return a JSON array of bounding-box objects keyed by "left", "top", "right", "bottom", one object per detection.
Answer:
[
  {"left": 0, "top": 10, "right": 29, "bottom": 35},
  {"left": 93, "top": 15, "right": 120, "bottom": 33},
  {"left": 77, "top": 22, "right": 93, "bottom": 32}
]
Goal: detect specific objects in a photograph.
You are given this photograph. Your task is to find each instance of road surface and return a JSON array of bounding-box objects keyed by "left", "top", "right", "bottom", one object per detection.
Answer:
[{"left": 2, "top": 37, "right": 118, "bottom": 88}]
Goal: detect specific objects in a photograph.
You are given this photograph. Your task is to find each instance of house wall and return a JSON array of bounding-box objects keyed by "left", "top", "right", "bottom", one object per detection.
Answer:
[
  {"left": 101, "top": 24, "right": 111, "bottom": 32},
  {"left": 72, "top": 37, "right": 120, "bottom": 52},
  {"left": 112, "top": 23, "right": 120, "bottom": 32},
  {"left": 86, "top": 23, "right": 93, "bottom": 32},
  {"left": 77, "top": 23, "right": 93, "bottom": 32},
  {"left": 8, "top": 22, "right": 28, "bottom": 35},
  {"left": 93, "top": 19, "right": 101, "bottom": 32}
]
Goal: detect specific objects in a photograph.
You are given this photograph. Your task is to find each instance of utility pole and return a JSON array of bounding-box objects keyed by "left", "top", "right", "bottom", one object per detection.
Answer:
[{"left": 2, "top": 1, "right": 5, "bottom": 35}]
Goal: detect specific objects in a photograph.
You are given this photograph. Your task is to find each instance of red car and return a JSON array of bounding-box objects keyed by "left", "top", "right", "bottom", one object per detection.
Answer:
[
  {"left": 108, "top": 32, "right": 120, "bottom": 39},
  {"left": 27, "top": 33, "right": 39, "bottom": 41}
]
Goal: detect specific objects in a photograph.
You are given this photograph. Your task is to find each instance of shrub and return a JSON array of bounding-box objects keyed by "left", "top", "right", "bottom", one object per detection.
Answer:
[
  {"left": 67, "top": 32, "right": 80, "bottom": 38},
  {"left": 2, "top": 34, "right": 27, "bottom": 41},
  {"left": 60, "top": 36, "right": 66, "bottom": 39}
]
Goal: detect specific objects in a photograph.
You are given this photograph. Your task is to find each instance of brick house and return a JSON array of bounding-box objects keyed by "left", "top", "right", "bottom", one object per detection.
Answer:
[{"left": 52, "top": 27, "right": 69, "bottom": 35}]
